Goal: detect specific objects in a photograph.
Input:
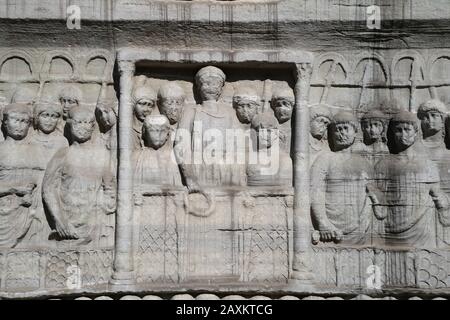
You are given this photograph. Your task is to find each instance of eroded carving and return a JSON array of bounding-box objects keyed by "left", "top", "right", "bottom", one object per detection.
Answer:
[
  {"left": 311, "top": 111, "right": 374, "bottom": 245},
  {"left": 372, "top": 110, "right": 450, "bottom": 247},
  {"left": 42, "top": 106, "right": 116, "bottom": 246},
  {"left": 0, "top": 104, "right": 40, "bottom": 248}
]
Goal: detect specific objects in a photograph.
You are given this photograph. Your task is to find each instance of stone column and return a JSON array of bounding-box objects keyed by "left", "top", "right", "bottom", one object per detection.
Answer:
[
  {"left": 111, "top": 60, "right": 135, "bottom": 285},
  {"left": 290, "top": 62, "right": 314, "bottom": 283}
]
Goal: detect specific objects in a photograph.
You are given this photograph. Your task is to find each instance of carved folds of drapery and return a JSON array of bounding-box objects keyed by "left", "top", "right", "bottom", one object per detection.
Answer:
[{"left": 1, "top": 47, "right": 450, "bottom": 297}]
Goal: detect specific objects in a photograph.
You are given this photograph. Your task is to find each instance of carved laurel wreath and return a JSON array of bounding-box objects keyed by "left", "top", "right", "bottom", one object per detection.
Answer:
[{"left": 183, "top": 190, "right": 216, "bottom": 218}]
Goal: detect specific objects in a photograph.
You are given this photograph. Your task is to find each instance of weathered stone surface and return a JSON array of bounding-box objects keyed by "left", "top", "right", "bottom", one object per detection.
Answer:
[{"left": 0, "top": 0, "right": 449, "bottom": 300}]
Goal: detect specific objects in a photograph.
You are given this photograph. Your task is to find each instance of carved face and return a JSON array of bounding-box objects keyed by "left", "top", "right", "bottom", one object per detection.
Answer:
[
  {"left": 96, "top": 105, "right": 116, "bottom": 130},
  {"left": 272, "top": 98, "right": 293, "bottom": 123},
  {"left": 330, "top": 123, "right": 356, "bottom": 149},
  {"left": 197, "top": 75, "right": 224, "bottom": 101},
  {"left": 361, "top": 119, "right": 384, "bottom": 142},
  {"left": 144, "top": 124, "right": 170, "bottom": 149},
  {"left": 134, "top": 98, "right": 155, "bottom": 122},
  {"left": 159, "top": 98, "right": 184, "bottom": 125},
  {"left": 38, "top": 111, "right": 60, "bottom": 134},
  {"left": 60, "top": 97, "right": 78, "bottom": 119},
  {"left": 4, "top": 112, "right": 31, "bottom": 140},
  {"left": 310, "top": 116, "right": 331, "bottom": 140},
  {"left": 421, "top": 111, "right": 444, "bottom": 135},
  {"left": 393, "top": 122, "right": 417, "bottom": 149},
  {"left": 69, "top": 113, "right": 95, "bottom": 143},
  {"left": 234, "top": 98, "right": 259, "bottom": 124},
  {"left": 257, "top": 127, "right": 279, "bottom": 150}
]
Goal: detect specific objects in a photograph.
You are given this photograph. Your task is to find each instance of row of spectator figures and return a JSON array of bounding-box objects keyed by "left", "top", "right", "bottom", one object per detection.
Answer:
[{"left": 0, "top": 65, "right": 449, "bottom": 250}]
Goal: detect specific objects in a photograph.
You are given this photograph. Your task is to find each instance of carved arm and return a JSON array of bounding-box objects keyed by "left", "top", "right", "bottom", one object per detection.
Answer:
[
  {"left": 310, "top": 155, "right": 343, "bottom": 243},
  {"left": 42, "top": 149, "right": 78, "bottom": 239},
  {"left": 430, "top": 184, "right": 450, "bottom": 226},
  {"left": 366, "top": 182, "right": 387, "bottom": 220}
]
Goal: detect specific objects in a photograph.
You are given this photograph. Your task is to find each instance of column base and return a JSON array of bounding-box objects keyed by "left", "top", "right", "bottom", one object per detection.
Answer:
[
  {"left": 290, "top": 269, "right": 314, "bottom": 281},
  {"left": 110, "top": 271, "right": 135, "bottom": 287}
]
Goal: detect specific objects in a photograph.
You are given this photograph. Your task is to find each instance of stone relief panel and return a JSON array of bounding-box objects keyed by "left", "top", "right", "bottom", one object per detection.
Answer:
[
  {"left": 127, "top": 61, "right": 296, "bottom": 286},
  {"left": 0, "top": 48, "right": 117, "bottom": 294},
  {"left": 308, "top": 49, "right": 450, "bottom": 289},
  {"left": 1, "top": 45, "right": 450, "bottom": 296}
]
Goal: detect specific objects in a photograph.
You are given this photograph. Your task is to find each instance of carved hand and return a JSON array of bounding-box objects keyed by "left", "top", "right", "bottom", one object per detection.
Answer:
[
  {"left": 13, "top": 183, "right": 36, "bottom": 196},
  {"left": 318, "top": 222, "right": 343, "bottom": 243},
  {"left": 430, "top": 186, "right": 449, "bottom": 210},
  {"left": 186, "top": 178, "right": 201, "bottom": 193},
  {"left": 366, "top": 183, "right": 380, "bottom": 204},
  {"left": 55, "top": 219, "right": 79, "bottom": 240},
  {"left": 103, "top": 187, "right": 117, "bottom": 214}
]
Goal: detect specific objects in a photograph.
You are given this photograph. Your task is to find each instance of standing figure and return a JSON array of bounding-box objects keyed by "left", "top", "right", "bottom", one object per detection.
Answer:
[
  {"left": 311, "top": 111, "right": 374, "bottom": 245},
  {"left": 359, "top": 108, "right": 389, "bottom": 163},
  {"left": 309, "top": 104, "right": 332, "bottom": 166},
  {"left": 133, "top": 115, "right": 182, "bottom": 193},
  {"left": 246, "top": 113, "right": 292, "bottom": 187},
  {"left": 372, "top": 110, "right": 450, "bottom": 247},
  {"left": 95, "top": 99, "right": 118, "bottom": 151},
  {"left": 42, "top": 106, "right": 116, "bottom": 246},
  {"left": 31, "top": 100, "right": 68, "bottom": 152},
  {"left": 270, "top": 87, "right": 295, "bottom": 153},
  {"left": 175, "top": 66, "right": 245, "bottom": 190},
  {"left": 157, "top": 82, "right": 186, "bottom": 128},
  {"left": 58, "top": 85, "right": 83, "bottom": 139},
  {"left": 58, "top": 85, "right": 83, "bottom": 121},
  {"left": 417, "top": 99, "right": 450, "bottom": 188},
  {"left": 418, "top": 99, "right": 447, "bottom": 152},
  {"left": 132, "top": 82, "right": 157, "bottom": 149},
  {"left": 0, "top": 103, "right": 42, "bottom": 248},
  {"left": 30, "top": 100, "right": 69, "bottom": 243}
]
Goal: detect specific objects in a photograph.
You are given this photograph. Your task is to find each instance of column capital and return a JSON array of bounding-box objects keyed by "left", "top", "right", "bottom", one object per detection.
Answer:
[
  {"left": 294, "top": 63, "right": 313, "bottom": 85},
  {"left": 118, "top": 60, "right": 135, "bottom": 76}
]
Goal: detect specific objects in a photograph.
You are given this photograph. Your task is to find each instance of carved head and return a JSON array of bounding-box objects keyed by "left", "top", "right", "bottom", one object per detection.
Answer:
[
  {"left": 142, "top": 115, "right": 171, "bottom": 150},
  {"left": 2, "top": 103, "right": 32, "bottom": 140},
  {"left": 132, "top": 85, "right": 157, "bottom": 122},
  {"left": 59, "top": 86, "right": 82, "bottom": 120},
  {"left": 360, "top": 109, "right": 388, "bottom": 144},
  {"left": 195, "top": 66, "right": 226, "bottom": 102},
  {"left": 251, "top": 112, "right": 279, "bottom": 150},
  {"left": 417, "top": 99, "right": 447, "bottom": 136},
  {"left": 95, "top": 100, "right": 117, "bottom": 131},
  {"left": 329, "top": 111, "right": 358, "bottom": 151},
  {"left": 310, "top": 104, "right": 332, "bottom": 140},
  {"left": 233, "top": 87, "right": 260, "bottom": 124},
  {"left": 157, "top": 82, "right": 185, "bottom": 125},
  {"left": 271, "top": 87, "right": 295, "bottom": 124},
  {"left": 67, "top": 106, "right": 95, "bottom": 143},
  {"left": 34, "top": 101, "right": 63, "bottom": 134},
  {"left": 390, "top": 110, "right": 419, "bottom": 151}
]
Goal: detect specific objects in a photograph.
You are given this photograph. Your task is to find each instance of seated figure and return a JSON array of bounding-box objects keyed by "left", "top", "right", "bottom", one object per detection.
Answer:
[{"left": 42, "top": 106, "right": 116, "bottom": 245}]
